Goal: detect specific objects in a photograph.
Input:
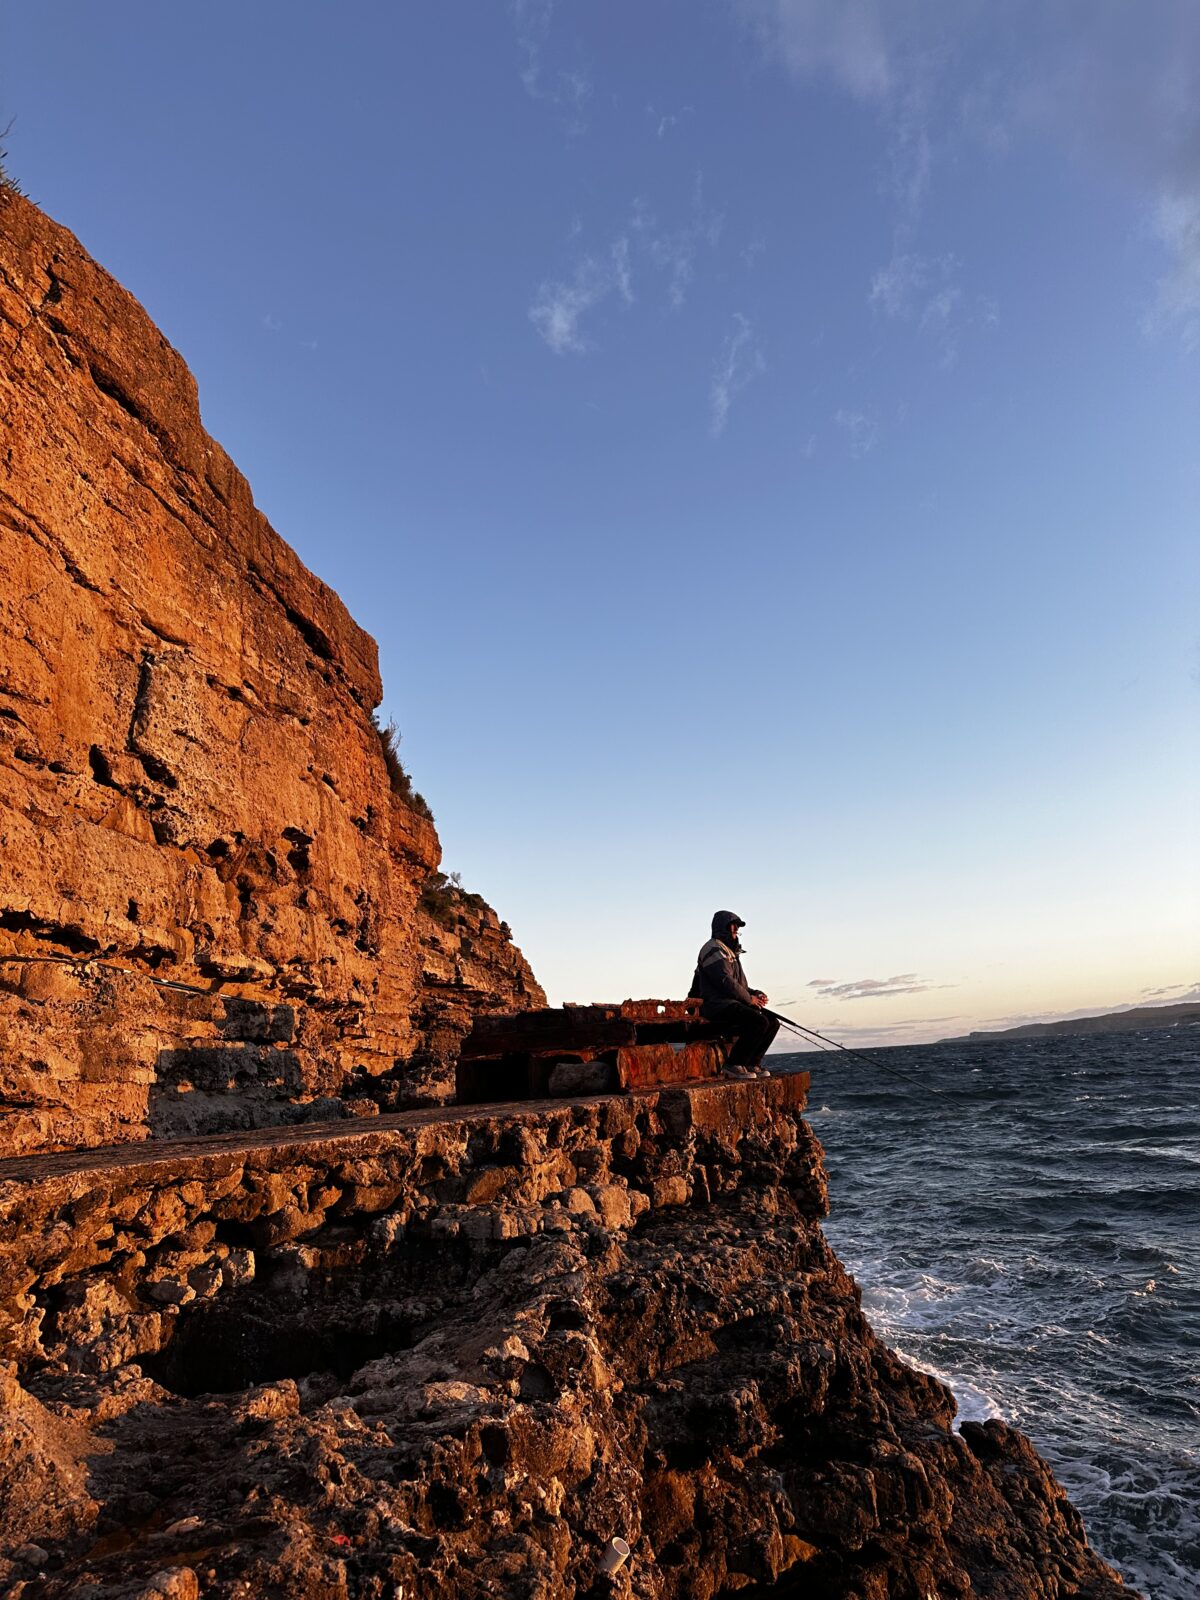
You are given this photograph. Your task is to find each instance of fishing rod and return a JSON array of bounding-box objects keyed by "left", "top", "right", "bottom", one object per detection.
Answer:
[{"left": 766, "top": 1008, "right": 946, "bottom": 1097}]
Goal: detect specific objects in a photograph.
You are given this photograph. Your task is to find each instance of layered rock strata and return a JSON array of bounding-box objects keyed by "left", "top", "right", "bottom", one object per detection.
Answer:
[
  {"left": 0, "top": 192, "right": 1136, "bottom": 1600},
  {"left": 406, "top": 883, "right": 548, "bottom": 1108},
  {"left": 0, "top": 190, "right": 541, "bottom": 1157},
  {"left": 0, "top": 1073, "right": 1133, "bottom": 1599}
]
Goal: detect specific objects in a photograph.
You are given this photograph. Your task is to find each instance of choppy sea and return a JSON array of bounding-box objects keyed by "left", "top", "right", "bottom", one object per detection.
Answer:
[{"left": 790, "top": 1025, "right": 1199, "bottom": 1600}]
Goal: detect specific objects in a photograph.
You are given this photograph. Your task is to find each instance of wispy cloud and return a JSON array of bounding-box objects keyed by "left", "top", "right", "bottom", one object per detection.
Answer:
[
  {"left": 868, "top": 250, "right": 995, "bottom": 367},
  {"left": 807, "top": 972, "right": 951, "bottom": 1000},
  {"left": 512, "top": 0, "right": 552, "bottom": 93},
  {"left": 633, "top": 177, "right": 724, "bottom": 311},
  {"left": 646, "top": 103, "right": 693, "bottom": 141},
  {"left": 530, "top": 181, "right": 728, "bottom": 356},
  {"left": 868, "top": 250, "right": 932, "bottom": 318},
  {"left": 744, "top": 6, "right": 971, "bottom": 366},
  {"left": 1024, "top": 5, "right": 1200, "bottom": 348},
  {"left": 710, "top": 313, "right": 765, "bottom": 435},
  {"left": 262, "top": 311, "right": 319, "bottom": 353},
  {"left": 739, "top": 0, "right": 940, "bottom": 232},
  {"left": 1147, "top": 190, "right": 1200, "bottom": 350},
  {"left": 529, "top": 237, "right": 633, "bottom": 355},
  {"left": 739, "top": 0, "right": 1200, "bottom": 351},
  {"left": 740, "top": 0, "right": 896, "bottom": 102},
  {"left": 742, "top": 236, "right": 767, "bottom": 271},
  {"left": 511, "top": 0, "right": 591, "bottom": 131},
  {"left": 832, "top": 406, "right": 878, "bottom": 456}
]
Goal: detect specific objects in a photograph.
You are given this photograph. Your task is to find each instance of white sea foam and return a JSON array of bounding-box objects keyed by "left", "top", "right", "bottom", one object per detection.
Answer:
[
  {"left": 847, "top": 1266, "right": 1007, "bottom": 1425},
  {"left": 1056, "top": 1453, "right": 1200, "bottom": 1600},
  {"left": 887, "top": 1342, "right": 1003, "bottom": 1426},
  {"left": 818, "top": 1030, "right": 1200, "bottom": 1599}
]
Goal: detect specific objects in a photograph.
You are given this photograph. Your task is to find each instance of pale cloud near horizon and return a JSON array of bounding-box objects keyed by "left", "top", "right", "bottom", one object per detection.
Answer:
[
  {"left": 739, "top": 0, "right": 1200, "bottom": 349},
  {"left": 821, "top": 1014, "right": 960, "bottom": 1037},
  {"left": 774, "top": 1013, "right": 963, "bottom": 1051},
  {"left": 710, "top": 313, "right": 765, "bottom": 435},
  {"left": 1141, "top": 979, "right": 1200, "bottom": 1002},
  {"left": 781, "top": 980, "right": 1198, "bottom": 1048},
  {"left": 973, "top": 985, "right": 1200, "bottom": 1032},
  {"left": 807, "top": 972, "right": 950, "bottom": 1000}
]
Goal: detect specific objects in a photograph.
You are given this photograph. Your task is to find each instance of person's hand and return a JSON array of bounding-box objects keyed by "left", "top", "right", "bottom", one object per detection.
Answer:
[{"left": 752, "top": 991, "right": 768, "bottom": 1007}]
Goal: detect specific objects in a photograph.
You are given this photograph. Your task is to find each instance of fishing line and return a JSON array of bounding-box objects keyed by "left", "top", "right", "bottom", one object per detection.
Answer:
[{"left": 766, "top": 1008, "right": 946, "bottom": 1097}]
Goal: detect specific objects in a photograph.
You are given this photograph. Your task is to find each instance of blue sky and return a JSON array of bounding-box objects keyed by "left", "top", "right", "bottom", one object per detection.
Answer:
[{"left": 4, "top": 2, "right": 1197, "bottom": 1043}]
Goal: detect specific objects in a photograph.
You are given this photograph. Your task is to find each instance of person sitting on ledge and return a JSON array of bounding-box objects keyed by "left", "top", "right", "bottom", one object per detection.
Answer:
[{"left": 689, "top": 910, "right": 779, "bottom": 1079}]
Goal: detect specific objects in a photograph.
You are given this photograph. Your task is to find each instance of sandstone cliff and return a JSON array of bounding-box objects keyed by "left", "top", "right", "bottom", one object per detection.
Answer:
[
  {"left": 0, "top": 191, "right": 542, "bottom": 1157},
  {"left": 0, "top": 194, "right": 1136, "bottom": 1600}
]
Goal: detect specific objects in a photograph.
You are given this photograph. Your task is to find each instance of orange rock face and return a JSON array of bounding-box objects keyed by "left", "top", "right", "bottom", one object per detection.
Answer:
[{"left": 0, "top": 191, "right": 542, "bottom": 1156}]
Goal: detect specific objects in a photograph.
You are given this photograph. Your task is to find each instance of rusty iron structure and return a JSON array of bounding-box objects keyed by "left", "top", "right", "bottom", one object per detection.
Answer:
[{"left": 455, "top": 999, "right": 735, "bottom": 1105}]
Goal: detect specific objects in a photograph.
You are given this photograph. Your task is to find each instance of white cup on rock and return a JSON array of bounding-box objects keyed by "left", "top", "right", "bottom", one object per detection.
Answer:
[{"left": 599, "top": 1537, "right": 630, "bottom": 1574}]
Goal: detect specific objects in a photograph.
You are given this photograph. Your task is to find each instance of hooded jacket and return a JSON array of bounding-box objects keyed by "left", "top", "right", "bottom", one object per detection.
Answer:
[{"left": 689, "top": 912, "right": 757, "bottom": 1007}]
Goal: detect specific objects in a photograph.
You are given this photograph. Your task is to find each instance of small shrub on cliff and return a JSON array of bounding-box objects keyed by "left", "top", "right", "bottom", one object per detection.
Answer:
[
  {"left": 420, "top": 869, "right": 488, "bottom": 929},
  {"left": 420, "top": 870, "right": 460, "bottom": 928},
  {"left": 370, "top": 712, "right": 433, "bottom": 820},
  {"left": 0, "top": 120, "right": 24, "bottom": 196}
]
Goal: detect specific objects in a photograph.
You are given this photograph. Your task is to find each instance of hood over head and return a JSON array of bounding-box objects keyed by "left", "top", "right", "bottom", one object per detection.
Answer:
[{"left": 711, "top": 910, "right": 746, "bottom": 949}]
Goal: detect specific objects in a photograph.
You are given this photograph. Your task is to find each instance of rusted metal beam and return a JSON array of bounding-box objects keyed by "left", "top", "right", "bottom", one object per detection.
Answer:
[
  {"left": 460, "top": 1015, "right": 637, "bottom": 1058},
  {"left": 456, "top": 999, "right": 741, "bottom": 1104}
]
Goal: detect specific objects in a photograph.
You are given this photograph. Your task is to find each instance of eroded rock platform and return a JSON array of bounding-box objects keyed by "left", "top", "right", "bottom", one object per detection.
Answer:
[{"left": 0, "top": 1072, "right": 1133, "bottom": 1600}]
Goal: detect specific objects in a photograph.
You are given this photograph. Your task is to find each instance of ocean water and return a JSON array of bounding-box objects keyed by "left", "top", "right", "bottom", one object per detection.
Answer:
[{"left": 792, "top": 1025, "right": 1200, "bottom": 1600}]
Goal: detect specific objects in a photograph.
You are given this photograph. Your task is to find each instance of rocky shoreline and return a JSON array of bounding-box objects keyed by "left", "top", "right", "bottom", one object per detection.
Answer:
[
  {"left": 0, "top": 1071, "right": 1136, "bottom": 1598},
  {"left": 0, "top": 192, "right": 1138, "bottom": 1597}
]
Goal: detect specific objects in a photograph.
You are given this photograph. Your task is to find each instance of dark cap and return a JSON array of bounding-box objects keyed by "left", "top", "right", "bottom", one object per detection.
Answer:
[{"left": 711, "top": 909, "right": 746, "bottom": 935}]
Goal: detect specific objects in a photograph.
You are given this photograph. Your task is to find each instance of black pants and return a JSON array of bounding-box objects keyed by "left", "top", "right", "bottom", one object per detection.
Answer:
[{"left": 702, "top": 1000, "right": 779, "bottom": 1068}]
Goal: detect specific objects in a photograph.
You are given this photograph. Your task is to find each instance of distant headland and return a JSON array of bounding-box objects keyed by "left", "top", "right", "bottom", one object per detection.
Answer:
[{"left": 944, "top": 1000, "right": 1200, "bottom": 1044}]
